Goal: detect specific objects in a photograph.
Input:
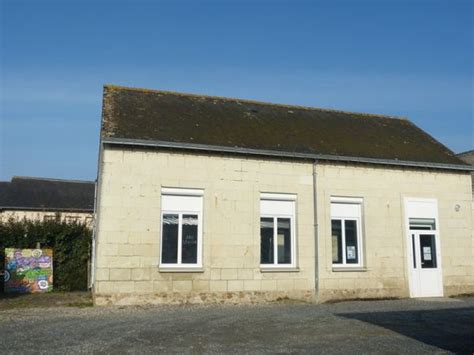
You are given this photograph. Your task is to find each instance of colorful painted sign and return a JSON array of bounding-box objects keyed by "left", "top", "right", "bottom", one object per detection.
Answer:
[{"left": 4, "top": 248, "right": 53, "bottom": 293}]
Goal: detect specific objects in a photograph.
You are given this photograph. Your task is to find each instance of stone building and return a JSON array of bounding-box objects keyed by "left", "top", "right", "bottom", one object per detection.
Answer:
[
  {"left": 457, "top": 150, "right": 474, "bottom": 196},
  {"left": 92, "top": 85, "right": 473, "bottom": 305},
  {"left": 0, "top": 176, "right": 95, "bottom": 225}
]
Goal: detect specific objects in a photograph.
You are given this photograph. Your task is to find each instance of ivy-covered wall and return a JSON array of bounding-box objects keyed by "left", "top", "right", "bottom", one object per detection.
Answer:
[{"left": 0, "top": 218, "right": 92, "bottom": 292}]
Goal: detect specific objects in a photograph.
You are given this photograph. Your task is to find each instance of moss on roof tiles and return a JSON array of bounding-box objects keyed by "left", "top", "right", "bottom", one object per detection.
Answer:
[{"left": 101, "top": 85, "right": 466, "bottom": 166}]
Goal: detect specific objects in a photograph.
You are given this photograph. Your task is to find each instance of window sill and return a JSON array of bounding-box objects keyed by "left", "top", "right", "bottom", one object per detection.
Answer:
[
  {"left": 260, "top": 267, "right": 300, "bottom": 273},
  {"left": 332, "top": 266, "right": 368, "bottom": 272},
  {"left": 159, "top": 267, "right": 204, "bottom": 273}
]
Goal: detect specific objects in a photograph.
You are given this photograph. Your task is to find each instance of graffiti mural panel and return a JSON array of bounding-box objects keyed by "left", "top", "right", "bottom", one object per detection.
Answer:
[{"left": 4, "top": 248, "right": 53, "bottom": 293}]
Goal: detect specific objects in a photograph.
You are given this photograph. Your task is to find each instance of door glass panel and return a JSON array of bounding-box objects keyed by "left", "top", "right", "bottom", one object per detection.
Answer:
[
  {"left": 277, "top": 218, "right": 291, "bottom": 264},
  {"left": 181, "top": 214, "right": 198, "bottom": 264},
  {"left": 411, "top": 234, "right": 416, "bottom": 268},
  {"left": 419, "top": 234, "right": 437, "bottom": 268},
  {"left": 331, "top": 220, "right": 342, "bottom": 264},
  {"left": 409, "top": 218, "right": 436, "bottom": 230},
  {"left": 345, "top": 220, "right": 358, "bottom": 264},
  {"left": 162, "top": 214, "right": 179, "bottom": 263},
  {"left": 260, "top": 217, "right": 274, "bottom": 264}
]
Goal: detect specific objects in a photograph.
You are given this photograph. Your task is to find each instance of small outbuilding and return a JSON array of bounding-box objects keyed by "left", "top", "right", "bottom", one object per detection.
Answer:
[
  {"left": 93, "top": 85, "right": 473, "bottom": 305},
  {"left": 0, "top": 176, "right": 95, "bottom": 225}
]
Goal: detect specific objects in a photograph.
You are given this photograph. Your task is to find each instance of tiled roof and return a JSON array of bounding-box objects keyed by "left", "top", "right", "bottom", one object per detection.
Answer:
[
  {"left": 0, "top": 176, "right": 95, "bottom": 211},
  {"left": 101, "top": 85, "right": 467, "bottom": 168}
]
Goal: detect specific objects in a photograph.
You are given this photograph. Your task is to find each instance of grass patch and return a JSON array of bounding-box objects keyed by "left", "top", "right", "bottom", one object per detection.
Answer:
[
  {"left": 449, "top": 293, "right": 474, "bottom": 298},
  {"left": 0, "top": 291, "right": 92, "bottom": 310},
  {"left": 66, "top": 301, "right": 93, "bottom": 308}
]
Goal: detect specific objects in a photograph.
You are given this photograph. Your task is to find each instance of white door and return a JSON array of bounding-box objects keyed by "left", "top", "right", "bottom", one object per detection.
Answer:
[
  {"left": 405, "top": 198, "right": 443, "bottom": 298},
  {"left": 409, "top": 230, "right": 443, "bottom": 297}
]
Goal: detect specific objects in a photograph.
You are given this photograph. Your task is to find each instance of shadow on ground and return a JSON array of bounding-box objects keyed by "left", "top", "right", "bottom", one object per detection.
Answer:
[{"left": 338, "top": 307, "right": 474, "bottom": 354}]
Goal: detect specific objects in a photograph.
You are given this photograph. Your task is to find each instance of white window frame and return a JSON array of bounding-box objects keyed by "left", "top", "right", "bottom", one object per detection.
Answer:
[
  {"left": 331, "top": 196, "right": 364, "bottom": 268},
  {"left": 159, "top": 188, "right": 204, "bottom": 270},
  {"left": 260, "top": 193, "right": 297, "bottom": 269}
]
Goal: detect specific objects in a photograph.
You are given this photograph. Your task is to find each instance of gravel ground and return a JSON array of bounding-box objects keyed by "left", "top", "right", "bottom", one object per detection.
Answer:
[{"left": 0, "top": 297, "right": 473, "bottom": 354}]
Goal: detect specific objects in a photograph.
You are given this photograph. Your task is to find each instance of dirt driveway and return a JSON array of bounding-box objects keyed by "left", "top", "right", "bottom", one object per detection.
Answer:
[{"left": 0, "top": 296, "right": 473, "bottom": 354}]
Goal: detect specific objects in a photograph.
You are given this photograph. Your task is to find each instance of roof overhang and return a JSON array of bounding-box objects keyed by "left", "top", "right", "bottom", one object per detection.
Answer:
[
  {"left": 0, "top": 207, "right": 94, "bottom": 213},
  {"left": 102, "top": 137, "right": 474, "bottom": 172}
]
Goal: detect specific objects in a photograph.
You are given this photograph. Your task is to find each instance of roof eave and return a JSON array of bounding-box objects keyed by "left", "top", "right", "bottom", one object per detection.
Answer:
[
  {"left": 0, "top": 207, "right": 94, "bottom": 213},
  {"left": 102, "top": 137, "right": 474, "bottom": 172}
]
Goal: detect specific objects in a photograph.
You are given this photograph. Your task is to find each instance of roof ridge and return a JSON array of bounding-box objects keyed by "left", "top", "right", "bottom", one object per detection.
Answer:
[
  {"left": 10, "top": 176, "right": 95, "bottom": 184},
  {"left": 104, "top": 84, "right": 409, "bottom": 121},
  {"left": 457, "top": 149, "right": 474, "bottom": 156}
]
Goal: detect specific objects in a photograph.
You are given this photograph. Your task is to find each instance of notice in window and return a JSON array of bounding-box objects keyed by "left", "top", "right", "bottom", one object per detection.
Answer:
[
  {"left": 423, "top": 246, "right": 432, "bottom": 260},
  {"left": 346, "top": 246, "right": 356, "bottom": 260}
]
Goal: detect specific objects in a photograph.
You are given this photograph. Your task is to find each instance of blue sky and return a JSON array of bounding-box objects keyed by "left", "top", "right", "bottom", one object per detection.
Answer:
[{"left": 1, "top": 0, "right": 472, "bottom": 181}]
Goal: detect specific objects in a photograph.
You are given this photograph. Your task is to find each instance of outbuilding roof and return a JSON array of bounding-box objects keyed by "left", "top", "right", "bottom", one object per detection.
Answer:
[
  {"left": 457, "top": 150, "right": 474, "bottom": 165},
  {"left": 101, "top": 85, "right": 469, "bottom": 170},
  {"left": 0, "top": 176, "right": 95, "bottom": 212}
]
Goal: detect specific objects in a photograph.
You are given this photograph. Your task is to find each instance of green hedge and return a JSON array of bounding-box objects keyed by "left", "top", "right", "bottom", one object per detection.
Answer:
[{"left": 0, "top": 218, "right": 92, "bottom": 292}]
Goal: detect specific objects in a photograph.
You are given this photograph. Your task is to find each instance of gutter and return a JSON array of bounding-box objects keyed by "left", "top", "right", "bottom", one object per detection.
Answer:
[
  {"left": 312, "top": 161, "right": 319, "bottom": 296},
  {"left": 91, "top": 105, "right": 107, "bottom": 291},
  {"left": 90, "top": 174, "right": 99, "bottom": 290},
  {"left": 90, "top": 138, "right": 105, "bottom": 291},
  {"left": 102, "top": 137, "right": 474, "bottom": 172}
]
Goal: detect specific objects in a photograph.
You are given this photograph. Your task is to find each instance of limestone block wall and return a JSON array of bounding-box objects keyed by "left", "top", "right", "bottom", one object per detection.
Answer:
[
  {"left": 316, "top": 162, "right": 473, "bottom": 301},
  {"left": 94, "top": 147, "right": 317, "bottom": 305},
  {"left": 94, "top": 146, "right": 473, "bottom": 305}
]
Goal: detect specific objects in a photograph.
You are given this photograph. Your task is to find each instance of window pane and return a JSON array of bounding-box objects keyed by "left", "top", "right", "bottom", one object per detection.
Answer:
[
  {"left": 260, "top": 217, "right": 274, "bottom": 264},
  {"left": 331, "top": 220, "right": 342, "bottom": 264},
  {"left": 182, "top": 214, "right": 198, "bottom": 264},
  {"left": 345, "top": 220, "right": 358, "bottom": 264},
  {"left": 420, "top": 234, "right": 437, "bottom": 268},
  {"left": 162, "top": 214, "right": 179, "bottom": 263},
  {"left": 277, "top": 218, "right": 291, "bottom": 264}
]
